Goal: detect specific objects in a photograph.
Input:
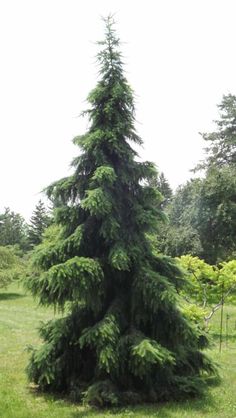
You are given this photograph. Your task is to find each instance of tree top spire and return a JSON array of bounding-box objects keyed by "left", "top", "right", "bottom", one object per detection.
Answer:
[{"left": 96, "top": 15, "right": 123, "bottom": 76}]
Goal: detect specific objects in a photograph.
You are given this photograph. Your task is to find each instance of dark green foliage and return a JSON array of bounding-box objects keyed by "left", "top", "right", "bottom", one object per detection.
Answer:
[
  {"left": 0, "top": 207, "right": 28, "bottom": 251},
  {"left": 25, "top": 17, "right": 215, "bottom": 406},
  {"left": 28, "top": 200, "right": 51, "bottom": 247}
]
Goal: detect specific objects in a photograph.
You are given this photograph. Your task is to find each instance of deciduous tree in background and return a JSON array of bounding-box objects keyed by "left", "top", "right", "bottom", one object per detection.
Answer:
[
  {"left": 177, "top": 255, "right": 236, "bottom": 327},
  {"left": 25, "top": 17, "right": 215, "bottom": 406},
  {"left": 157, "top": 95, "right": 236, "bottom": 263},
  {"left": 0, "top": 208, "right": 28, "bottom": 251},
  {"left": 195, "top": 95, "right": 236, "bottom": 263},
  {"left": 197, "top": 167, "right": 236, "bottom": 264},
  {"left": 158, "top": 179, "right": 203, "bottom": 258},
  {"left": 158, "top": 168, "right": 236, "bottom": 264},
  {"left": 0, "top": 246, "right": 25, "bottom": 288}
]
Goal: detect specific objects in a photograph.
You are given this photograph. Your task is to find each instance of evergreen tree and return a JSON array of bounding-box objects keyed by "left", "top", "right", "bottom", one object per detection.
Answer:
[
  {"left": 149, "top": 172, "right": 172, "bottom": 209},
  {"left": 26, "top": 17, "right": 214, "bottom": 406},
  {"left": 156, "top": 172, "right": 173, "bottom": 208},
  {"left": 198, "top": 94, "right": 236, "bottom": 169},
  {"left": 28, "top": 200, "right": 51, "bottom": 247}
]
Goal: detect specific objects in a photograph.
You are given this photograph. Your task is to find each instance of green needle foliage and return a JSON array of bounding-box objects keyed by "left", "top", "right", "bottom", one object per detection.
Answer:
[{"left": 25, "top": 17, "right": 215, "bottom": 406}]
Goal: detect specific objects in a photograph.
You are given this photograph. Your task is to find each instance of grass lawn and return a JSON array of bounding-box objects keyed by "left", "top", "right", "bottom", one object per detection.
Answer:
[{"left": 1, "top": 282, "right": 236, "bottom": 418}]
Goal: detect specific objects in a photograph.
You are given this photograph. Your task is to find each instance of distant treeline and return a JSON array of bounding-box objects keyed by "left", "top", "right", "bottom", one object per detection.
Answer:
[
  {"left": 0, "top": 200, "right": 51, "bottom": 251},
  {"left": 154, "top": 94, "right": 236, "bottom": 265}
]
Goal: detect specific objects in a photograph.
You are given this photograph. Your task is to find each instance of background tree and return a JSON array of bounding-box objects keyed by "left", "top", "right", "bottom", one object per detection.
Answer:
[
  {"left": 0, "top": 246, "right": 25, "bottom": 288},
  {"left": 148, "top": 172, "right": 172, "bottom": 209},
  {"left": 0, "top": 208, "right": 28, "bottom": 251},
  {"left": 157, "top": 94, "right": 236, "bottom": 263},
  {"left": 184, "top": 94, "right": 236, "bottom": 263},
  {"left": 158, "top": 179, "right": 203, "bottom": 258},
  {"left": 25, "top": 17, "right": 214, "bottom": 406},
  {"left": 158, "top": 166, "right": 236, "bottom": 264},
  {"left": 197, "top": 167, "right": 236, "bottom": 264},
  {"left": 199, "top": 94, "right": 236, "bottom": 168},
  {"left": 28, "top": 200, "right": 51, "bottom": 247},
  {"left": 177, "top": 255, "right": 236, "bottom": 327},
  {"left": 156, "top": 172, "right": 173, "bottom": 208}
]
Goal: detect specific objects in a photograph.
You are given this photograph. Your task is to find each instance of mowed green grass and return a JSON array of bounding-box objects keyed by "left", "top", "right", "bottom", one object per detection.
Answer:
[{"left": 1, "top": 283, "right": 236, "bottom": 418}]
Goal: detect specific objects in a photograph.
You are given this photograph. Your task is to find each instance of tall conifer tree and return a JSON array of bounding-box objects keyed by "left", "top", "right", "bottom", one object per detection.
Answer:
[
  {"left": 26, "top": 17, "right": 214, "bottom": 406},
  {"left": 28, "top": 200, "right": 51, "bottom": 247}
]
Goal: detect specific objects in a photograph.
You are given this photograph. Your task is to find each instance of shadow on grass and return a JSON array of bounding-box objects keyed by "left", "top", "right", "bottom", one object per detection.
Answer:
[
  {"left": 69, "top": 374, "right": 221, "bottom": 417},
  {"left": 28, "top": 376, "right": 220, "bottom": 418},
  {"left": 69, "top": 387, "right": 220, "bottom": 418},
  {"left": 69, "top": 395, "right": 218, "bottom": 418},
  {"left": 0, "top": 292, "right": 25, "bottom": 301}
]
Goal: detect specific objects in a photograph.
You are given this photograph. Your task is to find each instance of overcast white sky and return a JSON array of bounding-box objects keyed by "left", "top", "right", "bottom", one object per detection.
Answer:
[{"left": 1, "top": 0, "right": 236, "bottom": 219}]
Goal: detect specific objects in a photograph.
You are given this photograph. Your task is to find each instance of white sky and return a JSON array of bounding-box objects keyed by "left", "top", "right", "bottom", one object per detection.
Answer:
[{"left": 1, "top": 0, "right": 236, "bottom": 220}]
